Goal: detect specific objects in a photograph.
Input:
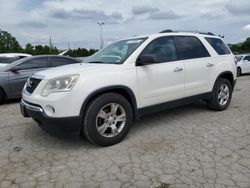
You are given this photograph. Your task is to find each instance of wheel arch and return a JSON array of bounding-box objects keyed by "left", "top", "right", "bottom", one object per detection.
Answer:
[
  {"left": 0, "top": 86, "right": 7, "bottom": 102},
  {"left": 215, "top": 71, "right": 235, "bottom": 88},
  {"left": 80, "top": 85, "right": 138, "bottom": 121}
]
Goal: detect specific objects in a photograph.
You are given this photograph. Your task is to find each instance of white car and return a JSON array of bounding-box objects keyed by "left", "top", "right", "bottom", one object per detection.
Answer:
[
  {"left": 236, "top": 54, "right": 250, "bottom": 76},
  {"left": 0, "top": 53, "right": 31, "bottom": 67},
  {"left": 20, "top": 31, "right": 237, "bottom": 146}
]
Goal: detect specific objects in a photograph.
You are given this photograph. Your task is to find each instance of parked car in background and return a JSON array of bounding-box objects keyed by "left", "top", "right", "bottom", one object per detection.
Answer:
[
  {"left": 76, "top": 57, "right": 86, "bottom": 61},
  {"left": 0, "top": 55, "right": 81, "bottom": 104},
  {"left": 0, "top": 53, "right": 31, "bottom": 67},
  {"left": 236, "top": 54, "right": 250, "bottom": 76},
  {"left": 20, "top": 31, "right": 236, "bottom": 146}
]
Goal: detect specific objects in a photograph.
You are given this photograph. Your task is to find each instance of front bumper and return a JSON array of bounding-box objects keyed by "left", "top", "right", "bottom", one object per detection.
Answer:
[{"left": 20, "top": 100, "right": 82, "bottom": 136}]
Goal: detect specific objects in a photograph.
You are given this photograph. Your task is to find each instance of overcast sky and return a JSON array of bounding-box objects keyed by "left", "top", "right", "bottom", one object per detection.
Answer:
[{"left": 0, "top": 0, "right": 250, "bottom": 49}]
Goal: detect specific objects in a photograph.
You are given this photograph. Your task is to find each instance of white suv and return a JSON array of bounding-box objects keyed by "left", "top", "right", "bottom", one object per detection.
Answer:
[{"left": 20, "top": 31, "right": 237, "bottom": 146}]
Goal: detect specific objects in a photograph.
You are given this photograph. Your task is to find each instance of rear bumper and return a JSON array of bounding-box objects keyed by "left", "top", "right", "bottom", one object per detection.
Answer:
[{"left": 20, "top": 100, "right": 82, "bottom": 136}]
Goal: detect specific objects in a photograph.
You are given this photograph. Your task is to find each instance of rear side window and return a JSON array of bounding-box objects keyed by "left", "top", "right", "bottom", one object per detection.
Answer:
[
  {"left": 174, "top": 36, "right": 210, "bottom": 60},
  {"left": 51, "top": 57, "right": 79, "bottom": 67},
  {"left": 205, "top": 37, "right": 231, "bottom": 55}
]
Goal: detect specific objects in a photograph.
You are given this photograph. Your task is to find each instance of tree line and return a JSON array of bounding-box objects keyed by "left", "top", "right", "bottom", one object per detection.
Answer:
[
  {"left": 230, "top": 37, "right": 250, "bottom": 54},
  {"left": 0, "top": 29, "right": 98, "bottom": 57},
  {"left": 1, "top": 28, "right": 250, "bottom": 56}
]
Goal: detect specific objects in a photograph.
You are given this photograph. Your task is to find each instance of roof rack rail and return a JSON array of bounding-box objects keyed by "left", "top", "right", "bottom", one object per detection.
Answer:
[
  {"left": 159, "top": 30, "right": 215, "bottom": 36},
  {"left": 198, "top": 32, "right": 215, "bottom": 36},
  {"left": 159, "top": 29, "right": 173, "bottom": 33}
]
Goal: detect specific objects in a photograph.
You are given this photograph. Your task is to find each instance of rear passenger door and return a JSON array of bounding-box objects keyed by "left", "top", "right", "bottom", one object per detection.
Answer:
[
  {"left": 174, "top": 36, "right": 212, "bottom": 97},
  {"left": 50, "top": 57, "right": 80, "bottom": 67},
  {"left": 137, "top": 36, "right": 185, "bottom": 107}
]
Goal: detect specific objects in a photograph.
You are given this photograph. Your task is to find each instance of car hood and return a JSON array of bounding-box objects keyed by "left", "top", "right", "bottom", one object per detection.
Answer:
[{"left": 32, "top": 63, "right": 122, "bottom": 80}]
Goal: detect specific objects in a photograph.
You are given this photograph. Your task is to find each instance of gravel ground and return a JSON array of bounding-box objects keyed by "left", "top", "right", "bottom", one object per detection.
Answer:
[{"left": 0, "top": 75, "right": 250, "bottom": 188}]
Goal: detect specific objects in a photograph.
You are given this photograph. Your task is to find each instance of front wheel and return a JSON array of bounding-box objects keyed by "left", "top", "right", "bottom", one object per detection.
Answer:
[
  {"left": 82, "top": 93, "right": 133, "bottom": 146},
  {"left": 237, "top": 67, "right": 241, "bottom": 77},
  {"left": 0, "top": 89, "right": 5, "bottom": 105},
  {"left": 207, "top": 78, "right": 233, "bottom": 111}
]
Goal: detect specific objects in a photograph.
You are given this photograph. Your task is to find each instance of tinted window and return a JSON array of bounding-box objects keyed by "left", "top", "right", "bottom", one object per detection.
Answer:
[
  {"left": 174, "top": 36, "right": 210, "bottom": 60},
  {"left": 140, "top": 37, "right": 177, "bottom": 63},
  {"left": 205, "top": 37, "right": 231, "bottom": 55},
  {"left": 52, "top": 57, "right": 79, "bottom": 67},
  {"left": 18, "top": 57, "right": 48, "bottom": 70},
  {"left": 243, "top": 56, "right": 250, "bottom": 61}
]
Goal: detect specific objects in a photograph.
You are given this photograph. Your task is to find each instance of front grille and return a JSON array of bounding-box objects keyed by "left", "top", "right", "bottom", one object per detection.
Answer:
[{"left": 26, "top": 78, "right": 41, "bottom": 94}]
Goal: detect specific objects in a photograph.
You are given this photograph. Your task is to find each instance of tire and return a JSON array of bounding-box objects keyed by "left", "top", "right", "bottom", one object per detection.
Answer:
[
  {"left": 82, "top": 93, "right": 133, "bottom": 146},
  {"left": 237, "top": 67, "right": 241, "bottom": 77},
  {"left": 0, "top": 89, "right": 5, "bottom": 105},
  {"left": 207, "top": 78, "right": 233, "bottom": 111}
]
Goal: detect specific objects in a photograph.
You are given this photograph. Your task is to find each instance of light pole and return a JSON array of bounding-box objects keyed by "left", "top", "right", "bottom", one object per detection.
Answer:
[{"left": 97, "top": 22, "right": 104, "bottom": 49}]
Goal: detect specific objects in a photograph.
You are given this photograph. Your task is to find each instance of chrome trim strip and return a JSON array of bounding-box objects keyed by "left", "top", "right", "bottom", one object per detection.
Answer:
[{"left": 21, "top": 99, "right": 43, "bottom": 113}]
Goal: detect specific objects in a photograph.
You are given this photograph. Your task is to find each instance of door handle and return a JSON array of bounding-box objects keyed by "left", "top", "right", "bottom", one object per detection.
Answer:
[
  {"left": 173, "top": 67, "right": 183, "bottom": 72},
  {"left": 207, "top": 63, "right": 214, "bottom": 67}
]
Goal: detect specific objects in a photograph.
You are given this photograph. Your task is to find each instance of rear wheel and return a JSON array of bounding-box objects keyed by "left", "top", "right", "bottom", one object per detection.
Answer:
[
  {"left": 237, "top": 67, "right": 241, "bottom": 77},
  {"left": 207, "top": 78, "right": 232, "bottom": 111},
  {"left": 0, "top": 89, "right": 5, "bottom": 105},
  {"left": 82, "top": 93, "right": 133, "bottom": 146}
]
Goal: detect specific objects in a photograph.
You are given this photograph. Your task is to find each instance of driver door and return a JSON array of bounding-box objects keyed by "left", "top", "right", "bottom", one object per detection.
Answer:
[
  {"left": 8, "top": 57, "right": 49, "bottom": 97},
  {"left": 136, "top": 36, "right": 185, "bottom": 108}
]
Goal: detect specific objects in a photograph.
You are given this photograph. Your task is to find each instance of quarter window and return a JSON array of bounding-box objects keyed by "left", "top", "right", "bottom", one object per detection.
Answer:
[
  {"left": 205, "top": 37, "right": 231, "bottom": 55},
  {"left": 140, "top": 37, "right": 178, "bottom": 63},
  {"left": 174, "top": 36, "right": 210, "bottom": 60}
]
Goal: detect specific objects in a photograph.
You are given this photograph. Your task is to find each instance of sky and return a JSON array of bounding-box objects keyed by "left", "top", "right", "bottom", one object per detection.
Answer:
[{"left": 0, "top": 0, "right": 250, "bottom": 49}]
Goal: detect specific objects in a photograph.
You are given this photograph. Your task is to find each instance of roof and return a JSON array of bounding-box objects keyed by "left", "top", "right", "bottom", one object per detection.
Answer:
[
  {"left": 0, "top": 53, "right": 31, "bottom": 57},
  {"left": 122, "top": 31, "right": 221, "bottom": 41}
]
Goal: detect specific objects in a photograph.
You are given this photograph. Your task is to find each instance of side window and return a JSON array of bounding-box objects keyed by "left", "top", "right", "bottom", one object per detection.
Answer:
[
  {"left": 140, "top": 37, "right": 177, "bottom": 63},
  {"left": 52, "top": 57, "right": 78, "bottom": 67},
  {"left": 174, "top": 36, "right": 210, "bottom": 60},
  {"left": 243, "top": 56, "right": 250, "bottom": 61},
  {"left": 18, "top": 57, "right": 48, "bottom": 70},
  {"left": 205, "top": 37, "right": 231, "bottom": 55}
]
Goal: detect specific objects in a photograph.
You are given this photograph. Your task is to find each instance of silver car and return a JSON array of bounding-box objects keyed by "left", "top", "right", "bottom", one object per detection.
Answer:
[{"left": 0, "top": 55, "right": 81, "bottom": 104}]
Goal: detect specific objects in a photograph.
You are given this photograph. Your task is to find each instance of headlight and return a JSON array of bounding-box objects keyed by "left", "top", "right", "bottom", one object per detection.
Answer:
[{"left": 41, "top": 74, "right": 79, "bottom": 97}]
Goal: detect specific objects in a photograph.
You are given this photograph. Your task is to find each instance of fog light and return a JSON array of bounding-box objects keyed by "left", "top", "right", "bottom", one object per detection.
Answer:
[{"left": 44, "top": 105, "right": 55, "bottom": 116}]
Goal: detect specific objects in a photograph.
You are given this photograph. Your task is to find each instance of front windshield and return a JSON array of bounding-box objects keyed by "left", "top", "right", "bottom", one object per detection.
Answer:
[
  {"left": 85, "top": 38, "right": 147, "bottom": 64},
  {"left": 0, "top": 57, "right": 19, "bottom": 64},
  {"left": 236, "top": 55, "right": 243, "bottom": 62},
  {"left": 0, "top": 57, "right": 28, "bottom": 71}
]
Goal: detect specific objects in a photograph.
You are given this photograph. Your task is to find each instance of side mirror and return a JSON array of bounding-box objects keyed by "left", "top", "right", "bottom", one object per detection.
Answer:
[
  {"left": 243, "top": 60, "right": 249, "bottom": 63},
  {"left": 9, "top": 66, "right": 20, "bottom": 73},
  {"left": 136, "top": 55, "right": 156, "bottom": 66}
]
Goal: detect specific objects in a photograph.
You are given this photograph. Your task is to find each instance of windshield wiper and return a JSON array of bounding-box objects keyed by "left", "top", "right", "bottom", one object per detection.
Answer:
[{"left": 88, "top": 61, "right": 105, "bottom": 64}]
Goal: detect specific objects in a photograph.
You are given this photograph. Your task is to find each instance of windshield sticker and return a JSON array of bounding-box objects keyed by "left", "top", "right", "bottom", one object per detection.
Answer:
[{"left": 126, "top": 40, "right": 142, "bottom": 44}]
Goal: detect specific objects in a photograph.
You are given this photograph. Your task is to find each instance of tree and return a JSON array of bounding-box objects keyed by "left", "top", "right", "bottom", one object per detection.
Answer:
[
  {"left": 24, "top": 43, "right": 33, "bottom": 54},
  {"left": 66, "top": 48, "right": 98, "bottom": 57},
  {"left": 0, "top": 28, "right": 97, "bottom": 56},
  {"left": 230, "top": 37, "right": 250, "bottom": 53},
  {"left": 0, "top": 29, "right": 22, "bottom": 53}
]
